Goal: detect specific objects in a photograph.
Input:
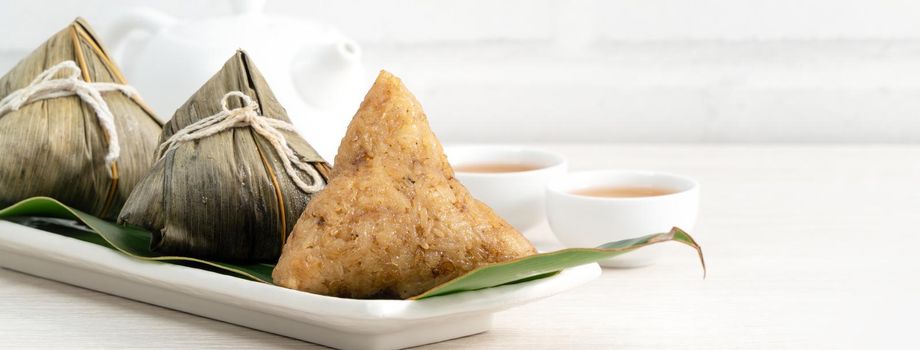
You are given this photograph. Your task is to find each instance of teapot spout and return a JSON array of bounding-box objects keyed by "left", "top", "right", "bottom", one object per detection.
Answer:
[
  {"left": 336, "top": 39, "right": 362, "bottom": 65},
  {"left": 292, "top": 39, "right": 364, "bottom": 110}
]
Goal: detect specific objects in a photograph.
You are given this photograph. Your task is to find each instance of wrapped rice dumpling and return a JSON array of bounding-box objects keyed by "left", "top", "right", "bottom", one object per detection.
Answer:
[
  {"left": 118, "top": 50, "right": 330, "bottom": 262},
  {"left": 0, "top": 18, "right": 162, "bottom": 219},
  {"left": 273, "top": 71, "right": 536, "bottom": 299}
]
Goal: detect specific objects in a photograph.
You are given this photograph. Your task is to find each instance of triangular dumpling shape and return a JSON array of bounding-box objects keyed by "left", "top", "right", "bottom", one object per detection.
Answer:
[
  {"left": 0, "top": 18, "right": 161, "bottom": 219},
  {"left": 273, "top": 71, "right": 536, "bottom": 299},
  {"left": 118, "top": 51, "right": 329, "bottom": 261}
]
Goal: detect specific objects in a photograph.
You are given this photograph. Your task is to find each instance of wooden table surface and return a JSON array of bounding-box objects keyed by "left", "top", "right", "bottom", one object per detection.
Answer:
[{"left": 1, "top": 144, "right": 916, "bottom": 349}]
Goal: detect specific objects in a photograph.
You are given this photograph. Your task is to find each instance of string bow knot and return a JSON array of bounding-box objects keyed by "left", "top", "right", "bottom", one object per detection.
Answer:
[
  {"left": 0, "top": 61, "right": 138, "bottom": 176},
  {"left": 157, "top": 91, "right": 324, "bottom": 193}
]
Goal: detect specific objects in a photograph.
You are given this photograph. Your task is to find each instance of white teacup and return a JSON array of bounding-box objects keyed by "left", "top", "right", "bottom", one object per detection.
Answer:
[
  {"left": 546, "top": 170, "right": 699, "bottom": 267},
  {"left": 445, "top": 146, "right": 567, "bottom": 235}
]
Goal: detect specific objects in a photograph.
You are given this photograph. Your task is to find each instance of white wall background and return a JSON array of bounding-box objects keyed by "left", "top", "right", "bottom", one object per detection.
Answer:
[{"left": 2, "top": 0, "right": 920, "bottom": 143}]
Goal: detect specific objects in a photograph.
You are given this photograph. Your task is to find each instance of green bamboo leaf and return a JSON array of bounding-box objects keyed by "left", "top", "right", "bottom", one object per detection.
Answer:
[
  {"left": 1, "top": 197, "right": 704, "bottom": 300},
  {"left": 0, "top": 197, "right": 274, "bottom": 283},
  {"left": 411, "top": 227, "right": 705, "bottom": 299}
]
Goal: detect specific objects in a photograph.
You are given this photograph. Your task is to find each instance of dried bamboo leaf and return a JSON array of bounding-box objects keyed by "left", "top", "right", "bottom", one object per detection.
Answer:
[
  {"left": 0, "top": 18, "right": 162, "bottom": 220},
  {"left": 118, "top": 50, "right": 329, "bottom": 262}
]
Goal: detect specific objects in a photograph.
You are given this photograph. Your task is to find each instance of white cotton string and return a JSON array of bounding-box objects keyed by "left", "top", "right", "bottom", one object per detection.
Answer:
[
  {"left": 156, "top": 91, "right": 324, "bottom": 193},
  {"left": 0, "top": 60, "right": 137, "bottom": 177}
]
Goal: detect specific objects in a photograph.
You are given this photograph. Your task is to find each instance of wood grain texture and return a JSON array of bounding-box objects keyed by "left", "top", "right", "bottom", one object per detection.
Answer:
[
  {"left": 0, "top": 18, "right": 161, "bottom": 220},
  {"left": 2, "top": 144, "right": 917, "bottom": 349}
]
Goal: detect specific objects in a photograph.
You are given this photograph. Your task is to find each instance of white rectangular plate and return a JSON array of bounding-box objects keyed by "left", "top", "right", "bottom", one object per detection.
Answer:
[{"left": 0, "top": 220, "right": 600, "bottom": 350}]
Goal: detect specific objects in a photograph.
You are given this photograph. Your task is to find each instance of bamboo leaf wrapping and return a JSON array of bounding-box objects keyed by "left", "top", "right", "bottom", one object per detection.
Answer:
[
  {"left": 117, "top": 51, "right": 330, "bottom": 261},
  {"left": 0, "top": 18, "right": 162, "bottom": 219}
]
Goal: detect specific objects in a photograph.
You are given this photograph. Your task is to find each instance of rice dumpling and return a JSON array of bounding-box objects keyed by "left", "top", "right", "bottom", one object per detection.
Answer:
[
  {"left": 272, "top": 71, "right": 536, "bottom": 299},
  {"left": 0, "top": 18, "right": 162, "bottom": 219},
  {"left": 118, "top": 50, "right": 330, "bottom": 262}
]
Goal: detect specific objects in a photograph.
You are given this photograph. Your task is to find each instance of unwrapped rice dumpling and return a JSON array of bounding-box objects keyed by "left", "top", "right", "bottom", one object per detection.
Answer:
[
  {"left": 0, "top": 18, "right": 162, "bottom": 219},
  {"left": 273, "top": 71, "right": 536, "bottom": 299},
  {"left": 118, "top": 50, "right": 330, "bottom": 262}
]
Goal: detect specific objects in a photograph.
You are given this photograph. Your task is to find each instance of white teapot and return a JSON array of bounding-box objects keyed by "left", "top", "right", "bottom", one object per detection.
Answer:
[{"left": 107, "top": 0, "right": 365, "bottom": 161}]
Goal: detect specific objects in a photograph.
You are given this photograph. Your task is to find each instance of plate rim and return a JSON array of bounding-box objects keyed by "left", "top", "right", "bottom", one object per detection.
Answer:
[{"left": 0, "top": 220, "right": 601, "bottom": 325}]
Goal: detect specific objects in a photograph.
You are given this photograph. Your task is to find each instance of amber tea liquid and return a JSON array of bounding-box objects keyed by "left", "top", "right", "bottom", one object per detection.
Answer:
[
  {"left": 454, "top": 163, "right": 543, "bottom": 173},
  {"left": 572, "top": 185, "right": 675, "bottom": 198}
]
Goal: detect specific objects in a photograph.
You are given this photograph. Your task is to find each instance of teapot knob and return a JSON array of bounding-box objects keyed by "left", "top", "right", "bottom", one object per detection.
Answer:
[
  {"left": 107, "top": 8, "right": 176, "bottom": 68},
  {"left": 229, "top": 0, "right": 267, "bottom": 16}
]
